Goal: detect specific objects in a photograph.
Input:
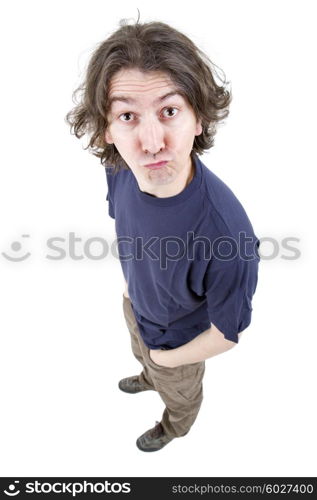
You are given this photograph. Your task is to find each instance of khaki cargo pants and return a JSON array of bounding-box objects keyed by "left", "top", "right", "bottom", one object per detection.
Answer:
[{"left": 122, "top": 294, "right": 205, "bottom": 439}]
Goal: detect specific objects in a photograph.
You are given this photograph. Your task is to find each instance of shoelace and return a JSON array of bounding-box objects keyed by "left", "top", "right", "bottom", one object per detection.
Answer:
[{"left": 150, "top": 421, "right": 163, "bottom": 438}]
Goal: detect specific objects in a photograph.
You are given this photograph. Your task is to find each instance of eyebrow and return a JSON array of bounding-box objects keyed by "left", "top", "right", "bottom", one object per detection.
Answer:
[{"left": 108, "top": 91, "right": 184, "bottom": 108}]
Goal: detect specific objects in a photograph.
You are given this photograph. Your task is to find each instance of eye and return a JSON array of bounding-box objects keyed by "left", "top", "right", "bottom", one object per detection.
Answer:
[
  {"left": 162, "top": 107, "right": 178, "bottom": 118},
  {"left": 118, "top": 106, "right": 178, "bottom": 123},
  {"left": 119, "top": 112, "right": 134, "bottom": 122}
]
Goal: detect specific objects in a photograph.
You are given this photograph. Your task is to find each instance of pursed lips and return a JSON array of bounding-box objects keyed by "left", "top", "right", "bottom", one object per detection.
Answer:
[{"left": 144, "top": 160, "right": 169, "bottom": 169}]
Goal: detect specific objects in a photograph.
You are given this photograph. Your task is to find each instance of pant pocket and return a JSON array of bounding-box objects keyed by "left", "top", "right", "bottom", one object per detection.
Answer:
[
  {"left": 146, "top": 348, "right": 186, "bottom": 383},
  {"left": 146, "top": 348, "right": 166, "bottom": 369}
]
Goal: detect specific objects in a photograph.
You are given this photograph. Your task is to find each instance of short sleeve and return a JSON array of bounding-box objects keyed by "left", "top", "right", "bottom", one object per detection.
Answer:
[
  {"left": 204, "top": 240, "right": 260, "bottom": 343},
  {"left": 105, "top": 167, "right": 115, "bottom": 219}
]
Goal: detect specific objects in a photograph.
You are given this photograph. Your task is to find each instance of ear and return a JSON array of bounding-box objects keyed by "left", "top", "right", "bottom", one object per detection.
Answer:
[
  {"left": 195, "top": 118, "right": 202, "bottom": 136},
  {"left": 105, "top": 128, "right": 114, "bottom": 144}
]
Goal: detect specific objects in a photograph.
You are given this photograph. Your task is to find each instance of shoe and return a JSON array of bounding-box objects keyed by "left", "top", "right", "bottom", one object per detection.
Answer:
[
  {"left": 118, "top": 375, "right": 153, "bottom": 394},
  {"left": 136, "top": 421, "right": 174, "bottom": 452}
]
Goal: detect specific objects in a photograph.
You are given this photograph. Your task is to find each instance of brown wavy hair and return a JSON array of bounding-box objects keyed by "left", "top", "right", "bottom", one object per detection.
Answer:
[{"left": 65, "top": 18, "right": 232, "bottom": 172}]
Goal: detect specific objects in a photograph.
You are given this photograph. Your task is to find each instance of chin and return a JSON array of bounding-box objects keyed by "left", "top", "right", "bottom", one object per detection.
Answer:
[{"left": 147, "top": 169, "right": 175, "bottom": 183}]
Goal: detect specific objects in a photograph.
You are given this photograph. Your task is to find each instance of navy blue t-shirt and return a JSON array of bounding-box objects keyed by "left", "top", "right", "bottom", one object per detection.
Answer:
[{"left": 105, "top": 153, "right": 260, "bottom": 349}]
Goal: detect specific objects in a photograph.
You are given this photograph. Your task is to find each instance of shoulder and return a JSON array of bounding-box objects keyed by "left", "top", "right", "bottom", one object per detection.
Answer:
[
  {"left": 199, "top": 159, "right": 256, "bottom": 239},
  {"left": 105, "top": 165, "right": 130, "bottom": 193}
]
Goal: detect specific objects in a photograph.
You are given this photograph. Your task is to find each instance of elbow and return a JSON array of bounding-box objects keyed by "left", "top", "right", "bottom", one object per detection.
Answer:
[
  {"left": 223, "top": 338, "right": 237, "bottom": 351},
  {"left": 208, "top": 325, "right": 236, "bottom": 353},
  {"left": 224, "top": 330, "right": 244, "bottom": 348}
]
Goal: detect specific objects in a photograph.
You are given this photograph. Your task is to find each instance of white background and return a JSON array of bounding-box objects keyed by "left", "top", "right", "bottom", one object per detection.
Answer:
[{"left": 0, "top": 0, "right": 316, "bottom": 477}]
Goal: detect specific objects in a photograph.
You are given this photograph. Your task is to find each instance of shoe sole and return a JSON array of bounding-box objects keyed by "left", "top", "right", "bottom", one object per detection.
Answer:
[{"left": 136, "top": 439, "right": 166, "bottom": 452}]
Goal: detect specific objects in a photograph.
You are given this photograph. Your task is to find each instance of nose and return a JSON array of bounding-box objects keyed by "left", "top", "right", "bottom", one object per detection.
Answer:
[{"left": 139, "top": 116, "right": 166, "bottom": 155}]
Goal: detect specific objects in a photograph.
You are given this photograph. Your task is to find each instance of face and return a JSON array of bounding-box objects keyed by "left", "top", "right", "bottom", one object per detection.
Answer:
[{"left": 105, "top": 68, "right": 202, "bottom": 194}]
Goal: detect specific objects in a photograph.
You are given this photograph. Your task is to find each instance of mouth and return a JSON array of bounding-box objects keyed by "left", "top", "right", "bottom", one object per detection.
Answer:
[{"left": 144, "top": 161, "right": 169, "bottom": 170}]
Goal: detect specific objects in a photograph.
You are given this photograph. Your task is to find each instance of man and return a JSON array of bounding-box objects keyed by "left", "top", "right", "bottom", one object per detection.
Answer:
[{"left": 66, "top": 19, "right": 260, "bottom": 452}]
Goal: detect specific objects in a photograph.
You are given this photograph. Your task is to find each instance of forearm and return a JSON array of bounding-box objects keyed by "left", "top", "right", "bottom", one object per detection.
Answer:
[{"left": 152, "top": 325, "right": 238, "bottom": 368}]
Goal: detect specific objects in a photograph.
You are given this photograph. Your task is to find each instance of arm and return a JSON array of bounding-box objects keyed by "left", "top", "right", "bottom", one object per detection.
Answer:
[
  {"left": 123, "top": 279, "right": 129, "bottom": 298},
  {"left": 150, "top": 324, "right": 243, "bottom": 368}
]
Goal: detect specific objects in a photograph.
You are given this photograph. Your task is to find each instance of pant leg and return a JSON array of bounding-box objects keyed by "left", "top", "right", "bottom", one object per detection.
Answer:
[
  {"left": 123, "top": 295, "right": 205, "bottom": 438},
  {"left": 122, "top": 294, "right": 155, "bottom": 390},
  {"left": 143, "top": 345, "right": 205, "bottom": 438},
  {"left": 156, "top": 361, "right": 205, "bottom": 438}
]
